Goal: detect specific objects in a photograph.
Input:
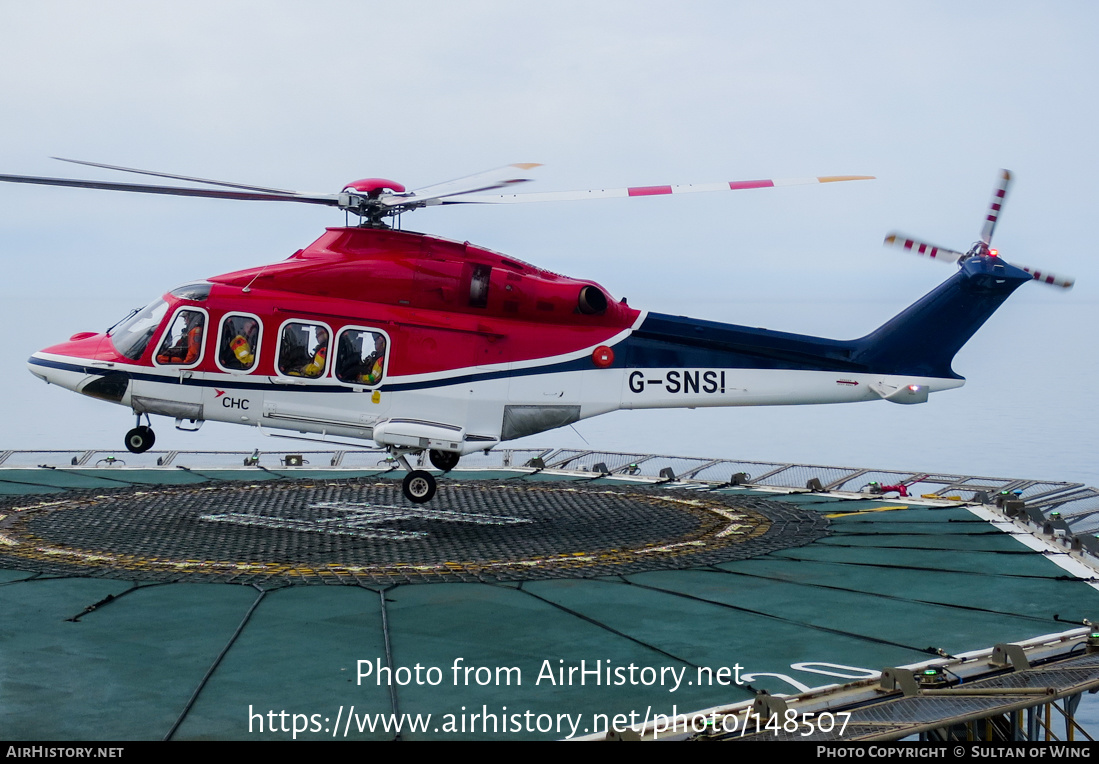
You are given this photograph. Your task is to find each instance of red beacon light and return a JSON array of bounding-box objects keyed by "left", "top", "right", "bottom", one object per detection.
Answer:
[{"left": 989, "top": 248, "right": 999, "bottom": 257}]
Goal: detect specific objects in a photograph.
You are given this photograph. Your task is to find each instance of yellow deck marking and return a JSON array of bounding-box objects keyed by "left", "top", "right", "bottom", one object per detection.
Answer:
[{"left": 825, "top": 505, "right": 908, "bottom": 518}]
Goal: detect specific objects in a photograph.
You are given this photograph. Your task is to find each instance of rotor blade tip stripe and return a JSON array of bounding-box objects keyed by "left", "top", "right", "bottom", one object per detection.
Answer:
[
  {"left": 627, "top": 185, "right": 673, "bottom": 196},
  {"left": 817, "top": 175, "right": 875, "bottom": 183},
  {"left": 511, "top": 163, "right": 542, "bottom": 170}
]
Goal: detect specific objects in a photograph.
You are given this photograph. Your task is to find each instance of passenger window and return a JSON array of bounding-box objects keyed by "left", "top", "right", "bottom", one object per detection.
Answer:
[
  {"left": 155, "top": 309, "right": 205, "bottom": 366},
  {"left": 335, "top": 329, "right": 388, "bottom": 386},
  {"left": 219, "top": 314, "right": 261, "bottom": 372},
  {"left": 278, "top": 322, "right": 330, "bottom": 378}
]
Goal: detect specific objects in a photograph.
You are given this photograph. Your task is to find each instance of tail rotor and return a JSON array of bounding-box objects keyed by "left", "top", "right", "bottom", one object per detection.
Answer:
[{"left": 884, "top": 169, "right": 1074, "bottom": 290}]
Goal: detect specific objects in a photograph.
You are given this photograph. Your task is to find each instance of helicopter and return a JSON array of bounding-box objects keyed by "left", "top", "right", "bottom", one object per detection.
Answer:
[{"left": 5, "top": 160, "right": 1073, "bottom": 503}]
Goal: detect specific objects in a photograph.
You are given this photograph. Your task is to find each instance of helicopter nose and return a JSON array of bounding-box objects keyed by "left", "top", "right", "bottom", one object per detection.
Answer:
[
  {"left": 27, "top": 353, "right": 86, "bottom": 392},
  {"left": 27, "top": 346, "right": 132, "bottom": 403},
  {"left": 28, "top": 331, "right": 130, "bottom": 393}
]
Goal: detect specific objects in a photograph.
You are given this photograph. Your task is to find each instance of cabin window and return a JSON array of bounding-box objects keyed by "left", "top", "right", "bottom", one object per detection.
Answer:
[
  {"left": 110, "top": 298, "right": 169, "bottom": 361},
  {"left": 334, "top": 328, "right": 389, "bottom": 386},
  {"left": 277, "top": 321, "right": 331, "bottom": 378},
  {"left": 217, "top": 314, "right": 261, "bottom": 373},
  {"left": 155, "top": 309, "right": 207, "bottom": 366}
]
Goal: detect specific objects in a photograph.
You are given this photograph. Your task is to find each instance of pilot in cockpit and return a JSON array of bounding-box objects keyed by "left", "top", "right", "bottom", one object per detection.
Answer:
[{"left": 156, "top": 311, "right": 204, "bottom": 365}]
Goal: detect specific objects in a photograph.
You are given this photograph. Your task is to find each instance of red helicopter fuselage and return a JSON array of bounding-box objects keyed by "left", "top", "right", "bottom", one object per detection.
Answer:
[
  {"left": 27, "top": 222, "right": 1038, "bottom": 504},
  {"left": 30, "top": 227, "right": 646, "bottom": 456}
]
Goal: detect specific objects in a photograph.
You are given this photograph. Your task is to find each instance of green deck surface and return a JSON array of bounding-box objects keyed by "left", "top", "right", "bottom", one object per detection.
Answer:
[{"left": 2, "top": 467, "right": 1097, "bottom": 740}]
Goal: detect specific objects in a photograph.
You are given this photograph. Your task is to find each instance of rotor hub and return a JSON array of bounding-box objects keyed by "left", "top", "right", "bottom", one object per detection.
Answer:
[{"left": 342, "top": 178, "right": 406, "bottom": 198}]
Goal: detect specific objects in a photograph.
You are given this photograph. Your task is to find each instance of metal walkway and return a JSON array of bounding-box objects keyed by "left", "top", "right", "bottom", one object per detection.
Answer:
[{"left": 589, "top": 629, "right": 1099, "bottom": 741}]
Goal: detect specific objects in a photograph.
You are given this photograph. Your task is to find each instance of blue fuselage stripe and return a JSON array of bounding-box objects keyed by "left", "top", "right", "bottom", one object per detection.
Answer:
[{"left": 29, "top": 312, "right": 888, "bottom": 399}]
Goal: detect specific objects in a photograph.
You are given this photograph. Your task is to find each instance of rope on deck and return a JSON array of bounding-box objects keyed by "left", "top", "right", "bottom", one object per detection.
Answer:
[
  {"left": 619, "top": 577, "right": 950, "bottom": 658},
  {"left": 508, "top": 582, "right": 762, "bottom": 696},
  {"left": 764, "top": 552, "right": 1085, "bottom": 580},
  {"left": 378, "top": 585, "right": 403, "bottom": 741},
  {"left": 163, "top": 583, "right": 274, "bottom": 741},
  {"left": 698, "top": 566, "right": 1065, "bottom": 625},
  {"left": 66, "top": 581, "right": 173, "bottom": 622}
]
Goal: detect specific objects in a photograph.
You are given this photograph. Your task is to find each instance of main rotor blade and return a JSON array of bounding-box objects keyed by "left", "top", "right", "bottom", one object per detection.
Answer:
[
  {"left": 437, "top": 175, "right": 874, "bottom": 205},
  {"left": 884, "top": 233, "right": 965, "bottom": 263},
  {"left": 1017, "top": 263, "right": 1075, "bottom": 289},
  {"left": 0, "top": 173, "right": 339, "bottom": 205},
  {"left": 384, "top": 163, "right": 542, "bottom": 207},
  {"left": 52, "top": 157, "right": 302, "bottom": 195},
  {"left": 980, "top": 169, "right": 1012, "bottom": 245}
]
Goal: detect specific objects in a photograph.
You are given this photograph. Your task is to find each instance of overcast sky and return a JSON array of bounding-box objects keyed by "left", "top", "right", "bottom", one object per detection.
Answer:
[{"left": 0, "top": 2, "right": 1095, "bottom": 483}]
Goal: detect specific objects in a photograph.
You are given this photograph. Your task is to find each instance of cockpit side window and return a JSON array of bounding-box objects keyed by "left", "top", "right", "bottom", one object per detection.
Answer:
[
  {"left": 110, "top": 299, "right": 169, "bottom": 360},
  {"left": 335, "top": 328, "right": 389, "bottom": 386},
  {"left": 155, "top": 309, "right": 207, "bottom": 366},
  {"left": 277, "top": 321, "right": 331, "bottom": 378},
  {"left": 218, "top": 314, "right": 261, "bottom": 372}
]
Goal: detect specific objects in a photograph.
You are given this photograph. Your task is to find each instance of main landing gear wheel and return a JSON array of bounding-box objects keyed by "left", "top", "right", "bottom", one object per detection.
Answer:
[
  {"left": 402, "top": 470, "right": 437, "bottom": 503},
  {"left": 428, "top": 449, "right": 461, "bottom": 472},
  {"left": 124, "top": 425, "right": 155, "bottom": 454}
]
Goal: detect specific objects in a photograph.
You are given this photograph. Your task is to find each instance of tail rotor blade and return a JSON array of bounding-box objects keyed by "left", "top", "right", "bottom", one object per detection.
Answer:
[
  {"left": 884, "top": 233, "right": 965, "bottom": 263},
  {"left": 1017, "top": 264, "right": 1075, "bottom": 289},
  {"left": 980, "top": 169, "right": 1012, "bottom": 245}
]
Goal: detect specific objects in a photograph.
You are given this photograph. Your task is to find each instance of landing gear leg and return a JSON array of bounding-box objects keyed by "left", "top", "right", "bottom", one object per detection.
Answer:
[
  {"left": 393, "top": 450, "right": 437, "bottom": 503},
  {"left": 124, "top": 414, "right": 156, "bottom": 454}
]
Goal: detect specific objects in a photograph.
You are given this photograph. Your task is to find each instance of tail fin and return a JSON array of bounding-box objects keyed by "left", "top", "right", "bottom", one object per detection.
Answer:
[{"left": 852, "top": 257, "right": 1032, "bottom": 379}]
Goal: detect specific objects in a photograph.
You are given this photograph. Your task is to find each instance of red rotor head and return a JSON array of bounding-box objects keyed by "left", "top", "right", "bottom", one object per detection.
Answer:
[{"left": 342, "top": 178, "right": 407, "bottom": 198}]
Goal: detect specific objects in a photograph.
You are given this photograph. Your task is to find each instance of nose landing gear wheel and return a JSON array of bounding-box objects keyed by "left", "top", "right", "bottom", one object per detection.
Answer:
[
  {"left": 402, "top": 470, "right": 437, "bottom": 503},
  {"left": 428, "top": 449, "right": 460, "bottom": 472},
  {"left": 124, "top": 426, "right": 155, "bottom": 454}
]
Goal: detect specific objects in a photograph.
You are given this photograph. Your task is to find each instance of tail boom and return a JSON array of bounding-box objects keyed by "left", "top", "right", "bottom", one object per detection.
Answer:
[{"left": 612, "top": 256, "right": 1031, "bottom": 412}]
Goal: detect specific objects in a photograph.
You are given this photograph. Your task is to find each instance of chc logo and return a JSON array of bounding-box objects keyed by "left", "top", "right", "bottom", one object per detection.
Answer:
[{"left": 215, "top": 389, "right": 250, "bottom": 409}]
